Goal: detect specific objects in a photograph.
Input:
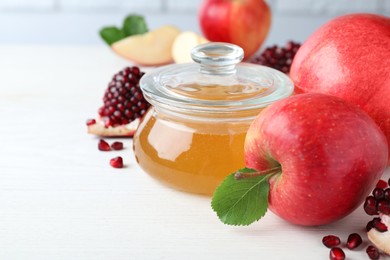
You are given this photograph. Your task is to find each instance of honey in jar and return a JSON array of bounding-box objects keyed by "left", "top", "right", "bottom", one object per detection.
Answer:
[{"left": 133, "top": 43, "right": 294, "bottom": 195}]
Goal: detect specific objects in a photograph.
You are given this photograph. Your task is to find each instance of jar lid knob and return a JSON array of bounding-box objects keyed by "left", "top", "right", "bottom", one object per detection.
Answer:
[{"left": 191, "top": 42, "right": 244, "bottom": 75}]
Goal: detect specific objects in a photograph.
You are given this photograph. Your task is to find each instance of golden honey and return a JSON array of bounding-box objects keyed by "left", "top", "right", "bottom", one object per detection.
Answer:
[{"left": 134, "top": 107, "right": 253, "bottom": 195}]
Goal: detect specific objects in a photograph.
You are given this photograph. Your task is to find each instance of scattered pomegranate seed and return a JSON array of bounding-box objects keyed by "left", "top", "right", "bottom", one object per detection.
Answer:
[
  {"left": 98, "top": 139, "right": 111, "bottom": 151},
  {"left": 111, "top": 141, "right": 124, "bottom": 150},
  {"left": 376, "top": 179, "right": 388, "bottom": 189},
  {"left": 329, "top": 247, "right": 345, "bottom": 260},
  {"left": 86, "top": 118, "right": 96, "bottom": 126},
  {"left": 378, "top": 199, "right": 390, "bottom": 214},
  {"left": 366, "top": 245, "right": 380, "bottom": 260},
  {"left": 322, "top": 235, "right": 341, "bottom": 248},
  {"left": 346, "top": 233, "right": 362, "bottom": 249},
  {"left": 110, "top": 156, "right": 123, "bottom": 168},
  {"left": 373, "top": 188, "right": 385, "bottom": 200}
]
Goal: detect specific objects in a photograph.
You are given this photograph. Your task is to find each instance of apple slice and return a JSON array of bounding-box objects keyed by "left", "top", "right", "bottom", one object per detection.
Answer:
[
  {"left": 172, "top": 31, "right": 209, "bottom": 63},
  {"left": 111, "top": 25, "right": 180, "bottom": 66}
]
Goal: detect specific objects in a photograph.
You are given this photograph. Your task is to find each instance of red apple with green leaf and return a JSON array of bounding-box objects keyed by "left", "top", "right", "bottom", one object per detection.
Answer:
[
  {"left": 290, "top": 13, "right": 390, "bottom": 163},
  {"left": 212, "top": 93, "right": 388, "bottom": 226},
  {"left": 198, "top": 0, "right": 271, "bottom": 59}
]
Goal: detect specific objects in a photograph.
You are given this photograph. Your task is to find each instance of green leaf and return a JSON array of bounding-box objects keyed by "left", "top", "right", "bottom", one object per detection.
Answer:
[
  {"left": 122, "top": 15, "right": 148, "bottom": 37},
  {"left": 99, "top": 26, "right": 126, "bottom": 45},
  {"left": 211, "top": 168, "right": 272, "bottom": 226}
]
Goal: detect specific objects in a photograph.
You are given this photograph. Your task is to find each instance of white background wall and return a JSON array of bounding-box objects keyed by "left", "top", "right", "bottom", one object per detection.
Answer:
[{"left": 0, "top": 0, "right": 388, "bottom": 46}]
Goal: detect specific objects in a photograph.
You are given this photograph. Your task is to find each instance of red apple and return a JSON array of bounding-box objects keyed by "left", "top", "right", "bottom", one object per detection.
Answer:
[
  {"left": 198, "top": 0, "right": 271, "bottom": 59},
  {"left": 290, "top": 13, "right": 390, "bottom": 163},
  {"left": 245, "top": 93, "right": 388, "bottom": 226}
]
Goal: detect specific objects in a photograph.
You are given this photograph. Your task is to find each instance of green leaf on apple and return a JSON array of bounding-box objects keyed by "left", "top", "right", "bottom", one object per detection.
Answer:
[
  {"left": 212, "top": 167, "right": 277, "bottom": 226},
  {"left": 99, "top": 14, "right": 148, "bottom": 46}
]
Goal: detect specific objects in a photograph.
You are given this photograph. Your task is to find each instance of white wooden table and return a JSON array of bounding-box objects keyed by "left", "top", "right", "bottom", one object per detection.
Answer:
[{"left": 0, "top": 45, "right": 389, "bottom": 260}]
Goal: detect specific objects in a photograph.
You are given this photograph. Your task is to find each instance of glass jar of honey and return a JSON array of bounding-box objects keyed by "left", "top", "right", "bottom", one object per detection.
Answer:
[{"left": 133, "top": 43, "right": 293, "bottom": 195}]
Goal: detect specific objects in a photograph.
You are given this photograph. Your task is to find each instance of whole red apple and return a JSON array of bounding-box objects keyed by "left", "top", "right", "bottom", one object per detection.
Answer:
[
  {"left": 198, "top": 0, "right": 271, "bottom": 59},
  {"left": 290, "top": 13, "right": 390, "bottom": 163},
  {"left": 245, "top": 93, "right": 388, "bottom": 226}
]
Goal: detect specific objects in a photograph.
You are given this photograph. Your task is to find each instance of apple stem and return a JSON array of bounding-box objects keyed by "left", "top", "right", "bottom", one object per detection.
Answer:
[{"left": 234, "top": 167, "right": 281, "bottom": 180}]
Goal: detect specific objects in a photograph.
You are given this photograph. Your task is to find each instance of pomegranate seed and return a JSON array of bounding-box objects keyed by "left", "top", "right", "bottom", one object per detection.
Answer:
[
  {"left": 376, "top": 179, "right": 388, "bottom": 189},
  {"left": 378, "top": 199, "right": 390, "bottom": 214},
  {"left": 384, "top": 188, "right": 390, "bottom": 201},
  {"left": 98, "top": 139, "right": 111, "bottom": 151},
  {"left": 98, "top": 107, "right": 104, "bottom": 116},
  {"left": 346, "top": 233, "right": 362, "bottom": 249},
  {"left": 364, "top": 196, "right": 378, "bottom": 215},
  {"left": 111, "top": 141, "right": 123, "bottom": 150},
  {"left": 322, "top": 235, "right": 341, "bottom": 248},
  {"left": 366, "top": 245, "right": 380, "bottom": 260},
  {"left": 86, "top": 118, "right": 96, "bottom": 126},
  {"left": 373, "top": 188, "right": 385, "bottom": 200},
  {"left": 110, "top": 156, "right": 123, "bottom": 168},
  {"left": 329, "top": 247, "right": 345, "bottom": 260},
  {"left": 372, "top": 217, "right": 388, "bottom": 232},
  {"left": 104, "top": 118, "right": 112, "bottom": 128},
  {"left": 367, "top": 220, "right": 375, "bottom": 231}
]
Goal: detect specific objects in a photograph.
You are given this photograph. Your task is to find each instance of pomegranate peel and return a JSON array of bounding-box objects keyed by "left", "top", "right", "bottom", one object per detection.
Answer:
[{"left": 88, "top": 117, "right": 139, "bottom": 137}]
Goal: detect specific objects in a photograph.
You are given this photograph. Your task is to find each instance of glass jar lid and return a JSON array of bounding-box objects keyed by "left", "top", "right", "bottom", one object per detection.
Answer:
[{"left": 140, "top": 42, "right": 294, "bottom": 119}]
